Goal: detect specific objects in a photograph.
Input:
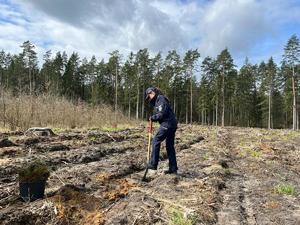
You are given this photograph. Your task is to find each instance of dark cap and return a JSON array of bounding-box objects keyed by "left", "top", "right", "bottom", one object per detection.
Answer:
[{"left": 145, "top": 87, "right": 155, "bottom": 100}]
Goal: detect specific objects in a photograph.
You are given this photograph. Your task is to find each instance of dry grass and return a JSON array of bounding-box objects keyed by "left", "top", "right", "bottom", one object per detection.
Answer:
[{"left": 0, "top": 91, "right": 135, "bottom": 130}]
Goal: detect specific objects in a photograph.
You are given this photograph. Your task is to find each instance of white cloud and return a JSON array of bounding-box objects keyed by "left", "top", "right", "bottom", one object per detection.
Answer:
[
  {"left": 0, "top": 0, "right": 299, "bottom": 66},
  {"left": 199, "top": 0, "right": 272, "bottom": 57}
]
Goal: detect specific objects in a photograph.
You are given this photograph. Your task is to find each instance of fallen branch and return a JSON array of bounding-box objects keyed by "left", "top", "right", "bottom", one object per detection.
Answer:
[
  {"left": 133, "top": 187, "right": 195, "bottom": 213},
  {"left": 106, "top": 132, "right": 116, "bottom": 142},
  {"left": 50, "top": 172, "right": 66, "bottom": 185}
]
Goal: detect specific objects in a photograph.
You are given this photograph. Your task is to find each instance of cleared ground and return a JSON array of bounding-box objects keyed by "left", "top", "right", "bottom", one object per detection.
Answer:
[{"left": 0, "top": 125, "right": 299, "bottom": 224}]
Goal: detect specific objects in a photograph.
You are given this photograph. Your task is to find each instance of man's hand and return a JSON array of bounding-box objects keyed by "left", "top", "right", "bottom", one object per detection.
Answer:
[{"left": 150, "top": 116, "right": 157, "bottom": 121}]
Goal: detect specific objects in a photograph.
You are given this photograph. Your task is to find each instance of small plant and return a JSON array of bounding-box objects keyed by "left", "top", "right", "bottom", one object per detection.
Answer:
[
  {"left": 274, "top": 184, "right": 295, "bottom": 195},
  {"left": 251, "top": 150, "right": 262, "bottom": 158},
  {"left": 18, "top": 160, "right": 50, "bottom": 183},
  {"left": 89, "top": 136, "right": 97, "bottom": 142},
  {"left": 224, "top": 168, "right": 231, "bottom": 176},
  {"left": 203, "top": 154, "right": 209, "bottom": 160},
  {"left": 168, "top": 208, "right": 196, "bottom": 225}
]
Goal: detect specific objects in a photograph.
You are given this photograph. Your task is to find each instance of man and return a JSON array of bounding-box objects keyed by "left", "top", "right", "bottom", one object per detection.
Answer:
[{"left": 145, "top": 87, "right": 178, "bottom": 175}]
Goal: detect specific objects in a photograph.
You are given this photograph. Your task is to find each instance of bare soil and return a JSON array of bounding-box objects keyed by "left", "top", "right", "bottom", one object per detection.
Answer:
[{"left": 0, "top": 125, "right": 299, "bottom": 224}]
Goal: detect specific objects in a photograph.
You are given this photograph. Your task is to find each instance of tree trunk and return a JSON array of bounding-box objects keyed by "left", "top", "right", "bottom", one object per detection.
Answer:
[
  {"left": 136, "top": 82, "right": 139, "bottom": 120},
  {"left": 215, "top": 99, "right": 218, "bottom": 126},
  {"left": 297, "top": 109, "right": 299, "bottom": 130},
  {"left": 114, "top": 63, "right": 118, "bottom": 124},
  {"left": 0, "top": 70, "right": 2, "bottom": 87},
  {"left": 115, "top": 64, "right": 118, "bottom": 112},
  {"left": 29, "top": 68, "right": 32, "bottom": 95},
  {"left": 186, "top": 82, "right": 189, "bottom": 124},
  {"left": 0, "top": 88, "right": 6, "bottom": 128},
  {"left": 128, "top": 95, "right": 131, "bottom": 119},
  {"left": 229, "top": 103, "right": 233, "bottom": 126},
  {"left": 268, "top": 85, "right": 271, "bottom": 129},
  {"left": 207, "top": 110, "right": 209, "bottom": 125},
  {"left": 190, "top": 70, "right": 193, "bottom": 123},
  {"left": 285, "top": 111, "right": 288, "bottom": 129},
  {"left": 292, "top": 66, "right": 297, "bottom": 130},
  {"left": 185, "top": 100, "right": 188, "bottom": 124},
  {"left": 222, "top": 69, "right": 225, "bottom": 127},
  {"left": 232, "top": 104, "right": 235, "bottom": 126},
  {"left": 142, "top": 84, "right": 145, "bottom": 120}
]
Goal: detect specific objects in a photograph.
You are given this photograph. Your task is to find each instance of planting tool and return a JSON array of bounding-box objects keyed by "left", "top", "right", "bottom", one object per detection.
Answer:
[{"left": 142, "top": 118, "right": 153, "bottom": 181}]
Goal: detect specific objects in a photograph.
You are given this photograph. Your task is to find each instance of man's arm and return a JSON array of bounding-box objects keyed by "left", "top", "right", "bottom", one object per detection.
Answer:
[{"left": 151, "top": 97, "right": 168, "bottom": 121}]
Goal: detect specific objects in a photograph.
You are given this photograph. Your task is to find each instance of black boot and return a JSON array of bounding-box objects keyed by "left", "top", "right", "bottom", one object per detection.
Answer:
[
  {"left": 147, "top": 164, "right": 157, "bottom": 170},
  {"left": 163, "top": 169, "right": 177, "bottom": 174}
]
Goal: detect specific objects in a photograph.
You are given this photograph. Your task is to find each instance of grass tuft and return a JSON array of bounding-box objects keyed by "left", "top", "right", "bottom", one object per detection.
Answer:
[
  {"left": 168, "top": 208, "right": 196, "bottom": 225},
  {"left": 251, "top": 150, "right": 262, "bottom": 158},
  {"left": 274, "top": 184, "right": 295, "bottom": 195}
]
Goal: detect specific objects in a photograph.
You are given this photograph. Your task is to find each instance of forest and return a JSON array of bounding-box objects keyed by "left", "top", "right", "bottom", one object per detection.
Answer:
[{"left": 0, "top": 34, "right": 299, "bottom": 129}]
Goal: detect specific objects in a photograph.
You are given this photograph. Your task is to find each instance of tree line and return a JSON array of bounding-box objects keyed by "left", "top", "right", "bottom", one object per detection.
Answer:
[{"left": 0, "top": 35, "right": 299, "bottom": 130}]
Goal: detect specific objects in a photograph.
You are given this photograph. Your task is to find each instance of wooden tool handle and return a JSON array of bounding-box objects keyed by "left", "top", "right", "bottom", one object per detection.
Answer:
[
  {"left": 147, "top": 119, "right": 152, "bottom": 162},
  {"left": 149, "top": 119, "right": 153, "bottom": 133}
]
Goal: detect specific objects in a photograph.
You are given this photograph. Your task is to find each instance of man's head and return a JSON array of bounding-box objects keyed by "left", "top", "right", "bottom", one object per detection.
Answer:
[{"left": 145, "top": 87, "right": 156, "bottom": 101}]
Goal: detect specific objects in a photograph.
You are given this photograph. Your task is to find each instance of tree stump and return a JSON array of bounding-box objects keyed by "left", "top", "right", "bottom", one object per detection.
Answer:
[
  {"left": 0, "top": 138, "right": 17, "bottom": 148},
  {"left": 24, "top": 127, "right": 56, "bottom": 137}
]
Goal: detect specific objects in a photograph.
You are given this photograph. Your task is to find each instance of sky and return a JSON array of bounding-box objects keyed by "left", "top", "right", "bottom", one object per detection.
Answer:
[{"left": 0, "top": 0, "right": 300, "bottom": 67}]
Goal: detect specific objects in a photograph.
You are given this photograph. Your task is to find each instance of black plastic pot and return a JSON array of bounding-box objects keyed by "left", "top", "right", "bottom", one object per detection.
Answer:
[{"left": 19, "top": 180, "right": 46, "bottom": 202}]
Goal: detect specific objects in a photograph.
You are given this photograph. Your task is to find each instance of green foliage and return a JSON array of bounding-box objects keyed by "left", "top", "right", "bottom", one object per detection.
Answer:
[
  {"left": 168, "top": 208, "right": 196, "bottom": 225},
  {"left": 89, "top": 136, "right": 97, "bottom": 141},
  {"left": 225, "top": 169, "right": 232, "bottom": 176},
  {"left": 100, "top": 126, "right": 126, "bottom": 132},
  {"left": 274, "top": 184, "right": 296, "bottom": 195},
  {"left": 251, "top": 150, "right": 262, "bottom": 158},
  {"left": 0, "top": 35, "right": 300, "bottom": 129},
  {"left": 18, "top": 160, "right": 50, "bottom": 183},
  {"left": 203, "top": 153, "right": 209, "bottom": 160},
  {"left": 283, "top": 34, "right": 300, "bottom": 66}
]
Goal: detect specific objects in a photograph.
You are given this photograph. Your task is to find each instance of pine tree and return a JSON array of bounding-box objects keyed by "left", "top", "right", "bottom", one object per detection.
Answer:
[
  {"left": 20, "top": 41, "right": 38, "bottom": 94},
  {"left": 51, "top": 52, "right": 64, "bottom": 95},
  {"left": 85, "top": 56, "right": 98, "bottom": 104},
  {"left": 0, "top": 50, "right": 5, "bottom": 87},
  {"left": 263, "top": 58, "right": 278, "bottom": 129},
  {"left": 282, "top": 34, "right": 300, "bottom": 130},
  {"left": 216, "top": 49, "right": 235, "bottom": 127},
  {"left": 200, "top": 57, "right": 217, "bottom": 125},
  {"left": 135, "top": 49, "right": 152, "bottom": 119},
  {"left": 237, "top": 59, "right": 257, "bottom": 127},
  {"left": 40, "top": 50, "right": 52, "bottom": 92},
  {"left": 122, "top": 52, "right": 137, "bottom": 118},
  {"left": 62, "top": 52, "right": 82, "bottom": 99},
  {"left": 108, "top": 51, "right": 122, "bottom": 113},
  {"left": 183, "top": 49, "right": 200, "bottom": 123}
]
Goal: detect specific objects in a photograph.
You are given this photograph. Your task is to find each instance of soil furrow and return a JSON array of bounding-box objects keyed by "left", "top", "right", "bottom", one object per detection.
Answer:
[{"left": 1, "top": 125, "right": 300, "bottom": 224}]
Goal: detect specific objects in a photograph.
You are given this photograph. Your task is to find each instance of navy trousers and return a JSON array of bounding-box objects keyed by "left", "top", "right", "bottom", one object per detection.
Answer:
[{"left": 150, "top": 126, "right": 178, "bottom": 172}]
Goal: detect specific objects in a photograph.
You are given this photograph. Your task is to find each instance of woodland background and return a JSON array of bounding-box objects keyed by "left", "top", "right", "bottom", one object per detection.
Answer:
[{"left": 0, "top": 35, "right": 299, "bottom": 130}]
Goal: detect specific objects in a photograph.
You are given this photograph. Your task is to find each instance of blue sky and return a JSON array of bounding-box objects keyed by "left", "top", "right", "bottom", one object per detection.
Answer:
[{"left": 0, "top": 0, "right": 300, "bottom": 67}]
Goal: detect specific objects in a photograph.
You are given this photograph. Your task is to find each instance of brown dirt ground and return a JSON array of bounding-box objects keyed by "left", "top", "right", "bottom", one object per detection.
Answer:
[{"left": 0, "top": 125, "right": 299, "bottom": 224}]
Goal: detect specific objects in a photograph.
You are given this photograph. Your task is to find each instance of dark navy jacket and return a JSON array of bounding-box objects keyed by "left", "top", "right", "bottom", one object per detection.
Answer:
[{"left": 150, "top": 94, "right": 177, "bottom": 129}]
